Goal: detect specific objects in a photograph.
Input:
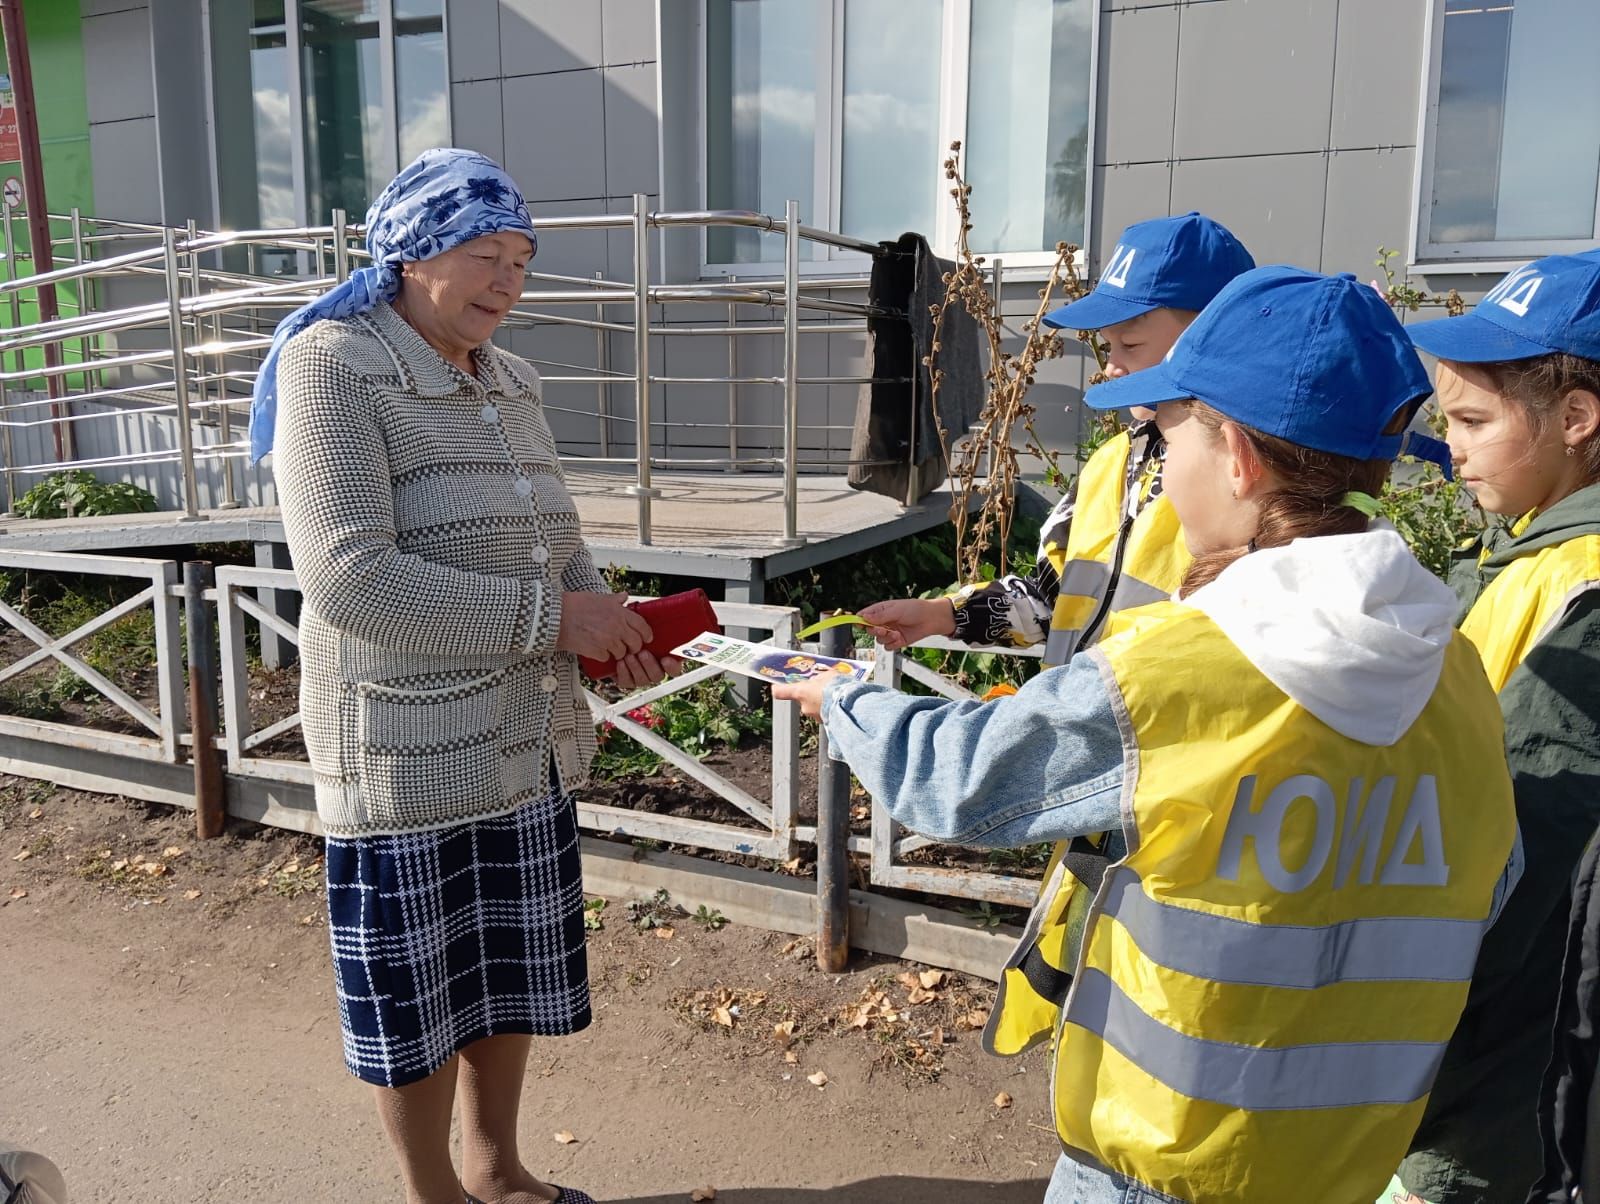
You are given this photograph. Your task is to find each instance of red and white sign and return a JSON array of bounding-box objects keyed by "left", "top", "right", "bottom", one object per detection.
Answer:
[
  {"left": 0, "top": 87, "right": 18, "bottom": 164},
  {"left": 2, "top": 177, "right": 20, "bottom": 210}
]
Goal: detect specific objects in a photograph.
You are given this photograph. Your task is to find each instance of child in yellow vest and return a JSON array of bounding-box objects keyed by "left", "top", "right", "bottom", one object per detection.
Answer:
[
  {"left": 1388, "top": 253, "right": 1600, "bottom": 1204},
  {"left": 776, "top": 268, "right": 1520, "bottom": 1204},
  {"left": 860, "top": 212, "right": 1253, "bottom": 667}
]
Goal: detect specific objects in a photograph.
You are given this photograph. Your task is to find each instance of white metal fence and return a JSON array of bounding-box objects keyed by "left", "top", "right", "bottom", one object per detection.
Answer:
[{"left": 0, "top": 549, "right": 1043, "bottom": 908}]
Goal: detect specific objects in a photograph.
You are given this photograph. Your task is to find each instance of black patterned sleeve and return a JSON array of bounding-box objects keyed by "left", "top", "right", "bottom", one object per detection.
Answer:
[{"left": 946, "top": 489, "right": 1075, "bottom": 648}]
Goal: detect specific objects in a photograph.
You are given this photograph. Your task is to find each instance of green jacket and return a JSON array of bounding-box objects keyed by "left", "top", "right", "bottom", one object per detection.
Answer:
[{"left": 1402, "top": 481, "right": 1600, "bottom": 1204}]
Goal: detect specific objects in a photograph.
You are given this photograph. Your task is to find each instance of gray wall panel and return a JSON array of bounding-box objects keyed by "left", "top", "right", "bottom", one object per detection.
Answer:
[
  {"left": 1330, "top": 0, "right": 1426, "bottom": 150},
  {"left": 1096, "top": 4, "right": 1178, "bottom": 166},
  {"left": 1321, "top": 147, "right": 1416, "bottom": 278},
  {"left": 81, "top": 7, "right": 155, "bottom": 124},
  {"left": 502, "top": 70, "right": 609, "bottom": 202},
  {"left": 604, "top": 62, "right": 660, "bottom": 199},
  {"left": 1170, "top": 152, "right": 1329, "bottom": 269},
  {"left": 1173, "top": 0, "right": 1337, "bottom": 160},
  {"left": 603, "top": 0, "right": 658, "bottom": 65},
  {"left": 448, "top": 0, "right": 501, "bottom": 84},
  {"left": 1091, "top": 162, "right": 1172, "bottom": 267},
  {"left": 527, "top": 199, "right": 613, "bottom": 281},
  {"left": 499, "top": 0, "right": 605, "bottom": 77},
  {"left": 451, "top": 80, "right": 506, "bottom": 163},
  {"left": 89, "top": 119, "right": 163, "bottom": 225}
]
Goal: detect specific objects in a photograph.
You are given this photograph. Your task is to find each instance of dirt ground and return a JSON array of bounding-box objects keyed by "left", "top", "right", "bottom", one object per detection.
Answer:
[{"left": 0, "top": 776, "right": 1059, "bottom": 1204}]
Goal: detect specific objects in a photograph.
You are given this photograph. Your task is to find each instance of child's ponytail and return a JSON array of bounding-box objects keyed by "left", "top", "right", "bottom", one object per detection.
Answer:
[{"left": 1178, "top": 401, "right": 1395, "bottom": 596}]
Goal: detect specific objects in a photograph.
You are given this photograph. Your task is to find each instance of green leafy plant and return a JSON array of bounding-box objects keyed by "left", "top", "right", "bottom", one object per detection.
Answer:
[
  {"left": 692, "top": 904, "right": 728, "bottom": 931},
  {"left": 15, "top": 470, "right": 157, "bottom": 520},
  {"left": 627, "top": 887, "right": 681, "bottom": 932},
  {"left": 959, "top": 901, "right": 1008, "bottom": 930},
  {"left": 583, "top": 897, "right": 607, "bottom": 932}
]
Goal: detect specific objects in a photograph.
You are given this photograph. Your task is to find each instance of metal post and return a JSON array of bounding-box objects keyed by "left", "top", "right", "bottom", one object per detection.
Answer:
[
  {"left": 593, "top": 271, "right": 610, "bottom": 457},
  {"left": 331, "top": 208, "right": 349, "bottom": 282},
  {"left": 183, "top": 561, "right": 226, "bottom": 839},
  {"left": 164, "top": 228, "right": 203, "bottom": 522},
  {"left": 215, "top": 309, "right": 239, "bottom": 509},
  {"left": 0, "top": 374, "right": 14, "bottom": 516},
  {"left": 782, "top": 199, "right": 800, "bottom": 544},
  {"left": 726, "top": 274, "right": 739, "bottom": 471},
  {"left": 987, "top": 257, "right": 1003, "bottom": 483},
  {"left": 815, "top": 621, "right": 852, "bottom": 972},
  {"left": 631, "top": 192, "right": 654, "bottom": 544}
]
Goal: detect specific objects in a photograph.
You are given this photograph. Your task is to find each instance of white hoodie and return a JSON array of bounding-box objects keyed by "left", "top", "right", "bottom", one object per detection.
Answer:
[{"left": 1185, "top": 524, "right": 1460, "bottom": 748}]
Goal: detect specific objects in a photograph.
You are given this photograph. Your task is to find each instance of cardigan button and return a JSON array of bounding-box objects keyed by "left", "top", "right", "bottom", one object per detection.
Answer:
[
  {"left": 480, "top": 403, "right": 499, "bottom": 424},
  {"left": 513, "top": 476, "right": 533, "bottom": 498},
  {"left": 540, "top": 674, "right": 559, "bottom": 693},
  {"left": 529, "top": 546, "right": 550, "bottom": 565}
]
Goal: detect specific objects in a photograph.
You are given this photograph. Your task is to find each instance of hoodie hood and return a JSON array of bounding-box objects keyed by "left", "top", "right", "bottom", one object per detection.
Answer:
[
  {"left": 1482, "top": 479, "right": 1600, "bottom": 569},
  {"left": 1185, "top": 525, "right": 1459, "bottom": 747}
]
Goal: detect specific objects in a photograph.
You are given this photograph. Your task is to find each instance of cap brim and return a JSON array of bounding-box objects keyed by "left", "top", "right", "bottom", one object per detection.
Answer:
[
  {"left": 1042, "top": 290, "right": 1158, "bottom": 332},
  {"left": 1405, "top": 312, "right": 1552, "bottom": 363},
  {"left": 1082, "top": 361, "right": 1193, "bottom": 411}
]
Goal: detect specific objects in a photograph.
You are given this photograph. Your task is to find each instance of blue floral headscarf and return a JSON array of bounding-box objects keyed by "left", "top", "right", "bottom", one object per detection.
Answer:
[{"left": 247, "top": 147, "right": 536, "bottom": 461}]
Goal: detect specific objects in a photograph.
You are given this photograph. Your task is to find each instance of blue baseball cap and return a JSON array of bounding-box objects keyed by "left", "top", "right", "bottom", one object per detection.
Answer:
[
  {"left": 1084, "top": 266, "right": 1440, "bottom": 465},
  {"left": 1041, "top": 212, "right": 1255, "bottom": 332},
  {"left": 1405, "top": 250, "right": 1600, "bottom": 364}
]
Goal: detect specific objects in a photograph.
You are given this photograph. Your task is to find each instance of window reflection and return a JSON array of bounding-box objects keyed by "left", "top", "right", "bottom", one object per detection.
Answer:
[
  {"left": 1431, "top": 0, "right": 1600, "bottom": 246},
  {"left": 840, "top": 0, "right": 942, "bottom": 244},
  {"left": 301, "top": 0, "right": 387, "bottom": 224},
  {"left": 705, "top": 0, "right": 819, "bottom": 264},
  {"left": 965, "top": 0, "right": 1091, "bottom": 254},
  {"left": 396, "top": 0, "right": 447, "bottom": 167}
]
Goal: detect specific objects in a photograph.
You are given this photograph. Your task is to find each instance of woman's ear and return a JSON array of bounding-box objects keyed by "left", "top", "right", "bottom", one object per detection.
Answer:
[
  {"left": 1220, "top": 422, "right": 1265, "bottom": 500},
  {"left": 1560, "top": 388, "right": 1600, "bottom": 450}
]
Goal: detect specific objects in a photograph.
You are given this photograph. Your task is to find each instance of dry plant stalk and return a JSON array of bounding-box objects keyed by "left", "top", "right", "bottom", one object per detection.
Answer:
[{"left": 926, "top": 142, "right": 1095, "bottom": 584}]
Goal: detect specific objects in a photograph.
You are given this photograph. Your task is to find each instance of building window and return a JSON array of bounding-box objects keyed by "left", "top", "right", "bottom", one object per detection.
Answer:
[
  {"left": 208, "top": 0, "right": 447, "bottom": 247},
  {"left": 1417, "top": 0, "right": 1600, "bottom": 261},
  {"left": 702, "top": 0, "right": 1096, "bottom": 271}
]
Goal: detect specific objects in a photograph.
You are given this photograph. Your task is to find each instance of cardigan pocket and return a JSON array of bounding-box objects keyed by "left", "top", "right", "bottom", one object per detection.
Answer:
[{"left": 355, "top": 668, "right": 507, "bottom": 830}]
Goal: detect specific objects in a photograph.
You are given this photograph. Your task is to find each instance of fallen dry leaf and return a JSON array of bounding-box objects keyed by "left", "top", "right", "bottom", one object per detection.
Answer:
[
  {"left": 772, "top": 1019, "right": 796, "bottom": 1048},
  {"left": 711, "top": 1005, "right": 734, "bottom": 1028},
  {"left": 690, "top": 1189, "right": 718, "bottom": 1202},
  {"left": 783, "top": 1050, "right": 799, "bottom": 1064},
  {"left": 27, "top": 808, "right": 42, "bottom": 820},
  {"left": 654, "top": 925, "right": 676, "bottom": 940},
  {"left": 554, "top": 1131, "right": 578, "bottom": 1145},
  {"left": 143, "top": 862, "right": 169, "bottom": 877},
  {"left": 781, "top": 857, "right": 805, "bottom": 874},
  {"left": 954, "top": 1008, "right": 990, "bottom": 1031},
  {"left": 807, "top": 1071, "right": 829, "bottom": 1088},
  {"left": 994, "top": 1092, "right": 1013, "bottom": 1110},
  {"left": 300, "top": 913, "right": 317, "bottom": 925},
  {"left": 9, "top": 887, "right": 26, "bottom": 899},
  {"left": 111, "top": 859, "right": 130, "bottom": 873},
  {"left": 919, "top": 970, "right": 946, "bottom": 990},
  {"left": 182, "top": 889, "right": 203, "bottom": 900},
  {"left": 283, "top": 860, "right": 300, "bottom": 874},
  {"left": 906, "top": 986, "right": 938, "bottom": 1006},
  {"left": 12, "top": 850, "right": 30, "bottom": 862},
  {"left": 163, "top": 846, "right": 187, "bottom": 859}
]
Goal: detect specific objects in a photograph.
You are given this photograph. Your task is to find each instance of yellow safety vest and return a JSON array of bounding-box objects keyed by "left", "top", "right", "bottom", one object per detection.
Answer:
[
  {"left": 1041, "top": 428, "right": 1192, "bottom": 668},
  {"left": 983, "top": 428, "right": 1191, "bottom": 1058},
  {"left": 1052, "top": 607, "right": 1515, "bottom": 1203},
  {"left": 1459, "top": 533, "right": 1600, "bottom": 692}
]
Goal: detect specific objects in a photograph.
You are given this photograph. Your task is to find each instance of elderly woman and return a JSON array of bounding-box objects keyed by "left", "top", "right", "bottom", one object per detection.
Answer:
[{"left": 250, "top": 149, "right": 666, "bottom": 1204}]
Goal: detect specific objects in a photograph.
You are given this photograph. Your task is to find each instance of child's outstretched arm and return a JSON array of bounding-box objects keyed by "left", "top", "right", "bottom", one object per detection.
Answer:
[{"left": 776, "top": 655, "right": 1123, "bottom": 849}]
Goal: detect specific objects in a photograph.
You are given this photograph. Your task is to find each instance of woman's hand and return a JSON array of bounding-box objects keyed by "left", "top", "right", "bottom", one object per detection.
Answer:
[
  {"left": 615, "top": 652, "right": 683, "bottom": 692},
  {"left": 858, "top": 597, "right": 957, "bottom": 652},
  {"left": 771, "top": 676, "right": 830, "bottom": 720},
  {"left": 557, "top": 591, "right": 652, "bottom": 662}
]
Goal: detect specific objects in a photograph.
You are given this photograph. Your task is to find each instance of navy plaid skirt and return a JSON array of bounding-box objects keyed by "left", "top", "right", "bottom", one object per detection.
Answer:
[{"left": 324, "top": 784, "right": 591, "bottom": 1087}]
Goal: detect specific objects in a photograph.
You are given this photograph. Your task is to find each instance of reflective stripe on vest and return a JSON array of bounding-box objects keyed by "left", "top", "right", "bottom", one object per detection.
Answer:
[
  {"left": 1459, "top": 533, "right": 1600, "bottom": 692},
  {"left": 1054, "top": 607, "right": 1515, "bottom": 1203},
  {"left": 1069, "top": 967, "right": 1449, "bottom": 1110},
  {"left": 987, "top": 428, "right": 1191, "bottom": 1060}
]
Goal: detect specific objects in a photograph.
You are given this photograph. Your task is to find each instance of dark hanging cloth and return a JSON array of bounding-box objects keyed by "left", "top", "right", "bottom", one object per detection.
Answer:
[{"left": 848, "top": 232, "right": 982, "bottom": 504}]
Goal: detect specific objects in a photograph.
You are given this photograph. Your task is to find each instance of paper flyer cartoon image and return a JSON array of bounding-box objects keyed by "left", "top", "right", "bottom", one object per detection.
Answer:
[{"left": 670, "top": 632, "right": 871, "bottom": 685}]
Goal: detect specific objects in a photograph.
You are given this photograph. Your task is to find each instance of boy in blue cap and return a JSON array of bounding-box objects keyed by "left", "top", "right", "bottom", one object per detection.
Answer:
[
  {"left": 862, "top": 212, "right": 1255, "bottom": 665},
  {"left": 776, "top": 267, "right": 1519, "bottom": 1204},
  {"left": 1391, "top": 253, "right": 1600, "bottom": 1204}
]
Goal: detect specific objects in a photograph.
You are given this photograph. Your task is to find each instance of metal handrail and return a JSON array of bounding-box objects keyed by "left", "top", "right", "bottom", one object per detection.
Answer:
[{"left": 0, "top": 199, "right": 918, "bottom": 536}]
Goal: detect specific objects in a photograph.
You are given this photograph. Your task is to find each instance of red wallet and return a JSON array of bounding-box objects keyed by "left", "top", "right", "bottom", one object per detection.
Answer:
[{"left": 576, "top": 588, "right": 721, "bottom": 680}]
